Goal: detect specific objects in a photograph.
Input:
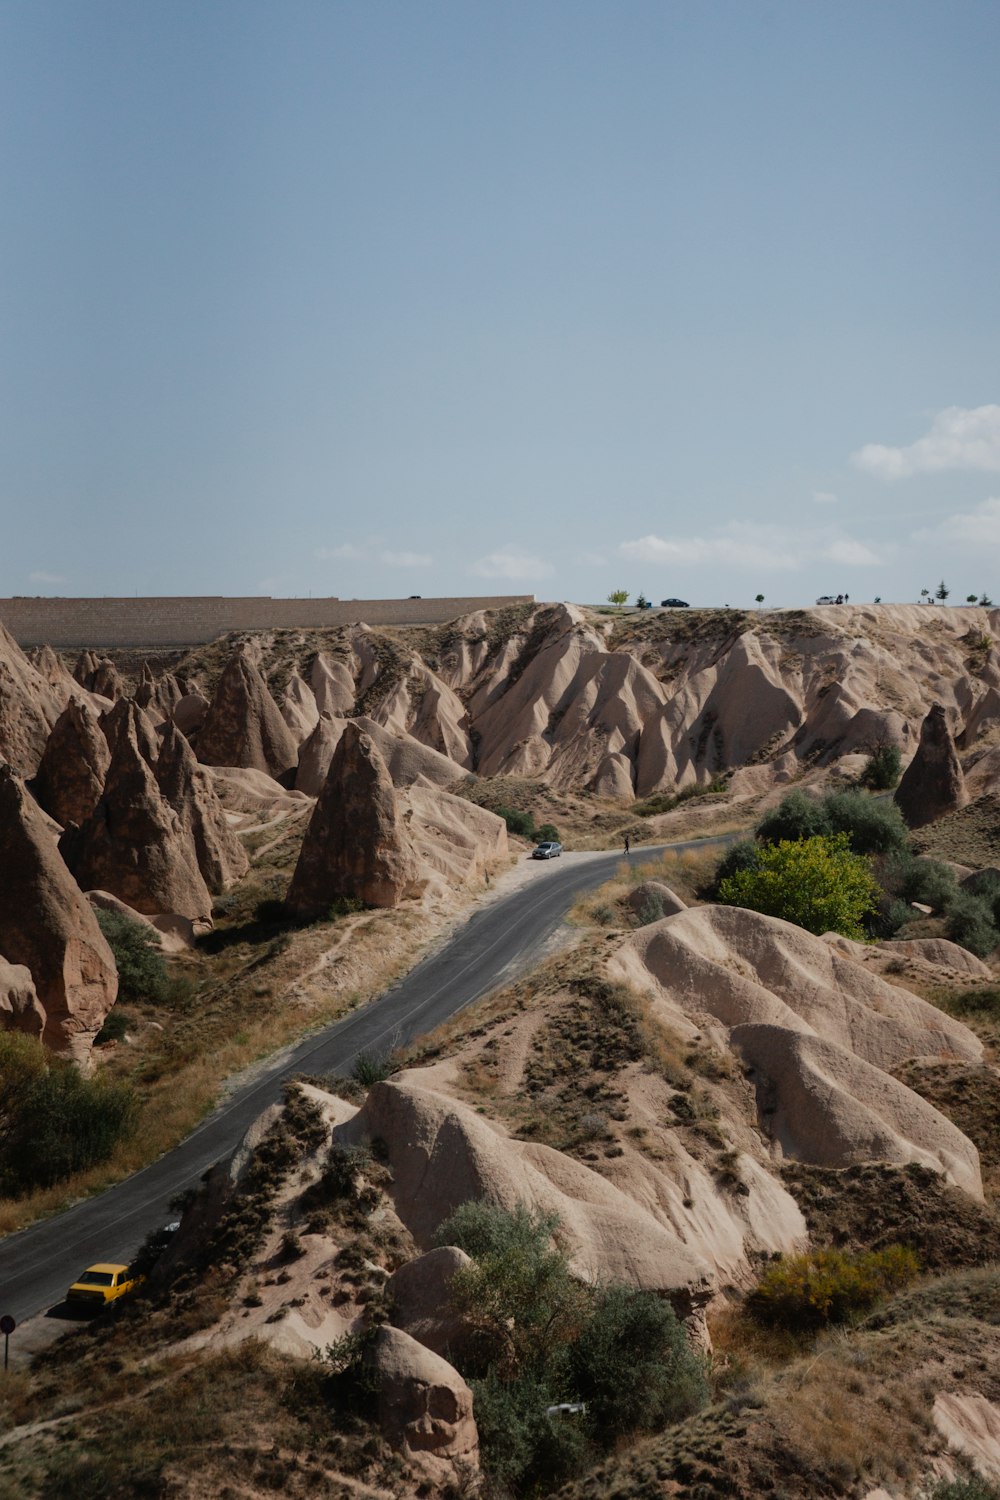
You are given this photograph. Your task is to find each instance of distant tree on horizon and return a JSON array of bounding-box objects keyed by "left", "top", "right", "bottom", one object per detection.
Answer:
[
  {"left": 608, "top": 589, "right": 629, "bottom": 611},
  {"left": 936, "top": 580, "right": 950, "bottom": 601},
  {"left": 968, "top": 594, "right": 979, "bottom": 603},
  {"left": 755, "top": 593, "right": 765, "bottom": 607}
]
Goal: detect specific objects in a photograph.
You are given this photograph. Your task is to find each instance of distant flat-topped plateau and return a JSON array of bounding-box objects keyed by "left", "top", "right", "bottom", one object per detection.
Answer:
[{"left": 0, "top": 594, "right": 534, "bottom": 648}]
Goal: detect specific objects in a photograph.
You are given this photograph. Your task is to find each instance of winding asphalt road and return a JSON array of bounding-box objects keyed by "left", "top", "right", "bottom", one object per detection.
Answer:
[{"left": 0, "top": 838, "right": 726, "bottom": 1328}]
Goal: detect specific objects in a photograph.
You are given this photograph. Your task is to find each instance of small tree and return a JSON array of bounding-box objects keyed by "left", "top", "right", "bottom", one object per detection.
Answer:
[
  {"left": 981, "top": 593, "right": 994, "bottom": 607},
  {"left": 607, "top": 589, "right": 629, "bottom": 611},
  {"left": 635, "top": 592, "right": 649, "bottom": 609},
  {"left": 860, "top": 739, "right": 902, "bottom": 791},
  {"left": 755, "top": 593, "right": 765, "bottom": 607},
  {"left": 95, "top": 907, "right": 170, "bottom": 1004},
  {"left": 968, "top": 594, "right": 979, "bottom": 604},
  {"left": 936, "top": 580, "right": 950, "bottom": 601},
  {"left": 718, "top": 833, "right": 880, "bottom": 939},
  {"left": 920, "top": 588, "right": 930, "bottom": 603}
]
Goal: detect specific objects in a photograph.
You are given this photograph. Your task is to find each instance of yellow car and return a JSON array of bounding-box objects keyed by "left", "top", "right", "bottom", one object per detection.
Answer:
[{"left": 66, "top": 1263, "right": 144, "bottom": 1308}]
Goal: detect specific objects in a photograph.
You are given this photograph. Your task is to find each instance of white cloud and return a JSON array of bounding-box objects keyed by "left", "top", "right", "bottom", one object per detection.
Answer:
[
  {"left": 316, "top": 543, "right": 363, "bottom": 561},
  {"left": 471, "top": 549, "right": 554, "bottom": 581},
  {"left": 28, "top": 570, "right": 66, "bottom": 584},
  {"left": 619, "top": 523, "right": 880, "bottom": 573},
  {"left": 812, "top": 491, "right": 838, "bottom": 505},
  {"left": 852, "top": 404, "right": 1000, "bottom": 480},
  {"left": 380, "top": 550, "right": 432, "bottom": 568},
  {"left": 824, "top": 537, "right": 880, "bottom": 566},
  {"left": 914, "top": 496, "right": 1000, "bottom": 549}
]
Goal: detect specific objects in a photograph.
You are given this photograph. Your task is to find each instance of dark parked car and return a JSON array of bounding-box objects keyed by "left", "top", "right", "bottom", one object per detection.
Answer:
[
  {"left": 660, "top": 597, "right": 689, "bottom": 608},
  {"left": 531, "top": 841, "right": 563, "bottom": 859}
]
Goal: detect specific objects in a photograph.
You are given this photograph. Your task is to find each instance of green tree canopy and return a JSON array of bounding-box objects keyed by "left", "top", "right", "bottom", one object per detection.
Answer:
[{"left": 718, "top": 833, "right": 880, "bottom": 939}]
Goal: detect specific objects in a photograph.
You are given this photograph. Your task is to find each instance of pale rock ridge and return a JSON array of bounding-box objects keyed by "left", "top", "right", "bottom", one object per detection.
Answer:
[
  {"left": 33, "top": 696, "right": 111, "bottom": 829},
  {"left": 0, "top": 957, "right": 46, "bottom": 1039},
  {"left": 100, "top": 697, "right": 160, "bottom": 768},
  {"left": 27, "top": 645, "right": 80, "bottom": 711},
  {"left": 309, "top": 651, "right": 356, "bottom": 715},
  {"left": 296, "top": 713, "right": 463, "bottom": 798},
  {"left": 386, "top": 1246, "right": 474, "bottom": 1360},
  {"left": 60, "top": 710, "right": 213, "bottom": 922},
  {"left": 732, "top": 1023, "right": 983, "bottom": 1197},
  {"left": 155, "top": 721, "right": 249, "bottom": 891},
  {"left": 135, "top": 661, "right": 184, "bottom": 723},
  {"left": 0, "top": 621, "right": 62, "bottom": 777},
  {"left": 0, "top": 764, "right": 118, "bottom": 1059},
  {"left": 372, "top": 658, "right": 474, "bottom": 769},
  {"left": 195, "top": 648, "right": 298, "bottom": 783},
  {"left": 895, "top": 701, "right": 968, "bottom": 828},
  {"left": 279, "top": 668, "right": 321, "bottom": 746},
  {"left": 286, "top": 721, "right": 419, "bottom": 915},
  {"left": 622, "top": 904, "right": 981, "bottom": 1073},
  {"left": 404, "top": 780, "right": 508, "bottom": 892},
  {"left": 338, "top": 1078, "right": 716, "bottom": 1294}
]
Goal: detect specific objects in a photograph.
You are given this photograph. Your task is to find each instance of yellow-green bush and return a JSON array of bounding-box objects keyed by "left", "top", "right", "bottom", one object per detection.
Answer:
[{"left": 747, "top": 1245, "right": 920, "bottom": 1331}]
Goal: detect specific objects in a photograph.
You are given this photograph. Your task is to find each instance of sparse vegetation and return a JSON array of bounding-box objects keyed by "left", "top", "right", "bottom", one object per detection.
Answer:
[
  {"left": 747, "top": 1245, "right": 920, "bottom": 1332},
  {"left": 95, "top": 906, "right": 171, "bottom": 1004}
]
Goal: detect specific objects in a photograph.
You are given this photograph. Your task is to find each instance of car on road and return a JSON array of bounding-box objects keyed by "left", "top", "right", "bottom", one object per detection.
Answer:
[
  {"left": 531, "top": 841, "right": 563, "bottom": 859},
  {"left": 660, "top": 598, "right": 689, "bottom": 608},
  {"left": 815, "top": 595, "right": 837, "bottom": 605},
  {"left": 66, "top": 1263, "right": 144, "bottom": 1308}
]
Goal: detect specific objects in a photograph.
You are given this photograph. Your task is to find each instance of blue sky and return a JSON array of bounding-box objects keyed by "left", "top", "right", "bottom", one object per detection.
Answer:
[{"left": 2, "top": 1, "right": 998, "bottom": 609}]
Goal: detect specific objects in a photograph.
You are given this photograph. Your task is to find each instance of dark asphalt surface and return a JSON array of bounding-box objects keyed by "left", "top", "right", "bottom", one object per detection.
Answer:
[{"left": 0, "top": 837, "right": 727, "bottom": 1324}]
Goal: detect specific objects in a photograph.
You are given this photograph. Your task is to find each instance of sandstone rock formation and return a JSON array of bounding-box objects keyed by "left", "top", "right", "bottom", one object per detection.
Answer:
[
  {"left": 895, "top": 702, "right": 968, "bottom": 828},
  {"left": 386, "top": 1246, "right": 474, "bottom": 1360},
  {"left": 367, "top": 1325, "right": 479, "bottom": 1486},
  {"left": 33, "top": 696, "right": 111, "bottom": 829},
  {"left": 279, "top": 668, "right": 320, "bottom": 745},
  {"left": 195, "top": 649, "right": 298, "bottom": 783},
  {"left": 155, "top": 722, "right": 249, "bottom": 891},
  {"left": 27, "top": 645, "right": 80, "bottom": 709},
  {"left": 135, "top": 662, "right": 183, "bottom": 723},
  {"left": 100, "top": 697, "right": 160, "bottom": 768},
  {"left": 171, "top": 691, "right": 210, "bottom": 738},
  {"left": 627, "top": 880, "right": 687, "bottom": 921},
  {"left": 296, "top": 712, "right": 461, "bottom": 798},
  {"left": 338, "top": 1078, "right": 716, "bottom": 1293},
  {"left": 0, "top": 622, "right": 61, "bottom": 777},
  {"left": 286, "top": 722, "right": 419, "bottom": 915},
  {"left": 616, "top": 903, "right": 983, "bottom": 1193},
  {"left": 0, "top": 764, "right": 118, "bottom": 1059},
  {"left": 60, "top": 711, "right": 212, "bottom": 922},
  {"left": 732, "top": 1023, "right": 982, "bottom": 1197},
  {"left": 0, "top": 957, "right": 45, "bottom": 1039}
]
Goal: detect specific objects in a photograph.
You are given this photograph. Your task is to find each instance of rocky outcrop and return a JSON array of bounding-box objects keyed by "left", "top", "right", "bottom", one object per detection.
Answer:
[
  {"left": 33, "top": 697, "right": 111, "bottom": 829},
  {"left": 279, "top": 669, "right": 320, "bottom": 746},
  {"left": 386, "top": 1246, "right": 474, "bottom": 1360},
  {"left": 0, "top": 622, "right": 61, "bottom": 777},
  {"left": 135, "top": 662, "right": 183, "bottom": 723},
  {"left": 155, "top": 722, "right": 249, "bottom": 891},
  {"left": 895, "top": 702, "right": 968, "bottom": 828},
  {"left": 0, "top": 957, "right": 45, "bottom": 1039},
  {"left": 627, "top": 880, "right": 687, "bottom": 921},
  {"left": 296, "top": 713, "right": 461, "bottom": 798},
  {"left": 286, "top": 722, "right": 419, "bottom": 915},
  {"left": 100, "top": 697, "right": 160, "bottom": 769},
  {"left": 617, "top": 903, "right": 983, "bottom": 1193},
  {"left": 171, "top": 692, "right": 210, "bottom": 738},
  {"left": 195, "top": 649, "right": 298, "bottom": 783},
  {"left": 367, "top": 1325, "right": 479, "bottom": 1485},
  {"left": 60, "top": 711, "right": 212, "bottom": 922},
  {"left": 0, "top": 765, "right": 118, "bottom": 1060},
  {"left": 339, "top": 1078, "right": 715, "bottom": 1292}
]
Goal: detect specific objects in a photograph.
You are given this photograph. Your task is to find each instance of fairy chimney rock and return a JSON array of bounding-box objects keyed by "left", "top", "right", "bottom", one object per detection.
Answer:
[
  {"left": 286, "top": 721, "right": 419, "bottom": 916},
  {"left": 60, "top": 712, "right": 213, "bottom": 922},
  {"left": 33, "top": 697, "right": 111, "bottom": 829},
  {"left": 895, "top": 702, "right": 968, "bottom": 829},
  {"left": 155, "top": 722, "right": 249, "bottom": 891},
  {"left": 195, "top": 649, "right": 298, "bottom": 783},
  {"left": 0, "top": 765, "right": 118, "bottom": 1060}
]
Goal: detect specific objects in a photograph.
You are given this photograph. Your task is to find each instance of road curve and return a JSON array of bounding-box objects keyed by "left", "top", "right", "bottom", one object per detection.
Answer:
[{"left": 0, "top": 838, "right": 727, "bottom": 1323}]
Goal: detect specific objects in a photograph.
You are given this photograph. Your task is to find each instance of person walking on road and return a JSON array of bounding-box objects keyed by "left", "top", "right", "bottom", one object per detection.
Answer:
[{"left": 624, "top": 834, "right": 630, "bottom": 856}]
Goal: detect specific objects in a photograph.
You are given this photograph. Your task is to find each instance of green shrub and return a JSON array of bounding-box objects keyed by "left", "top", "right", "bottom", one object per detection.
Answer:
[
  {"left": 870, "top": 895, "right": 916, "bottom": 939},
  {"left": 351, "top": 1049, "right": 394, "bottom": 1086},
  {"left": 756, "top": 790, "right": 830, "bottom": 845},
  {"left": 860, "top": 742, "right": 903, "bottom": 790},
  {"left": 498, "top": 807, "right": 537, "bottom": 839},
  {"left": 637, "top": 895, "right": 665, "bottom": 926},
  {"left": 536, "top": 822, "right": 561, "bottom": 844},
  {"left": 718, "top": 834, "right": 881, "bottom": 939},
  {"left": 0, "top": 1034, "right": 139, "bottom": 1195},
  {"left": 93, "top": 1008, "right": 130, "bottom": 1045},
  {"left": 471, "top": 1367, "right": 590, "bottom": 1492},
  {"left": 945, "top": 893, "right": 1000, "bottom": 958},
  {"left": 823, "top": 789, "right": 909, "bottom": 855},
  {"left": 569, "top": 1284, "right": 707, "bottom": 1434},
  {"left": 708, "top": 839, "right": 760, "bottom": 896},
  {"left": 899, "top": 857, "right": 959, "bottom": 912},
  {"left": 747, "top": 1245, "right": 920, "bottom": 1331},
  {"left": 95, "top": 907, "right": 169, "bottom": 1004},
  {"left": 930, "top": 1478, "right": 1000, "bottom": 1500}
]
